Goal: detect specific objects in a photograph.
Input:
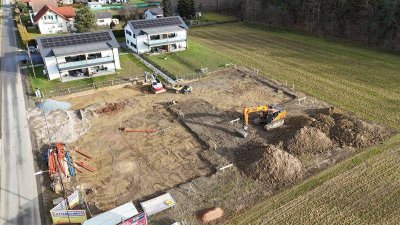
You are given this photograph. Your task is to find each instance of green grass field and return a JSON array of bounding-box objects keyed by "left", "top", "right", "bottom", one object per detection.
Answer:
[
  {"left": 195, "top": 12, "right": 238, "bottom": 23},
  {"left": 28, "top": 53, "right": 149, "bottom": 95},
  {"left": 147, "top": 22, "right": 400, "bottom": 223}
]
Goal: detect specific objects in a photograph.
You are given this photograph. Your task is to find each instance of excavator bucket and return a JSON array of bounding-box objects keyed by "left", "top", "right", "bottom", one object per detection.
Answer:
[
  {"left": 236, "top": 128, "right": 248, "bottom": 138},
  {"left": 264, "top": 119, "right": 285, "bottom": 131}
]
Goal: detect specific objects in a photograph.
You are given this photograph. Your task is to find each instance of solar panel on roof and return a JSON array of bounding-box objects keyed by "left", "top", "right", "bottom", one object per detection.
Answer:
[
  {"left": 40, "top": 32, "right": 112, "bottom": 48},
  {"left": 130, "top": 17, "right": 182, "bottom": 29}
]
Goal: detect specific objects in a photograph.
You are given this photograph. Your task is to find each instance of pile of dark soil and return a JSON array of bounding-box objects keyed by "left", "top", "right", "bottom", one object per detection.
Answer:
[
  {"left": 330, "top": 118, "right": 390, "bottom": 148},
  {"left": 242, "top": 144, "right": 304, "bottom": 186},
  {"left": 311, "top": 107, "right": 391, "bottom": 148},
  {"left": 286, "top": 127, "right": 333, "bottom": 155},
  {"left": 95, "top": 99, "right": 134, "bottom": 114}
]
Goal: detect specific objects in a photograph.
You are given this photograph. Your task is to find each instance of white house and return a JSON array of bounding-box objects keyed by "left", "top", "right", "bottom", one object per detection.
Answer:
[
  {"left": 59, "top": 0, "right": 73, "bottom": 4},
  {"left": 95, "top": 12, "right": 119, "bottom": 27},
  {"left": 87, "top": 2, "right": 102, "bottom": 9},
  {"left": 88, "top": 0, "right": 126, "bottom": 4},
  {"left": 124, "top": 16, "right": 188, "bottom": 54},
  {"left": 36, "top": 31, "right": 121, "bottom": 82},
  {"left": 32, "top": 5, "right": 76, "bottom": 34},
  {"left": 144, "top": 8, "right": 163, "bottom": 20}
]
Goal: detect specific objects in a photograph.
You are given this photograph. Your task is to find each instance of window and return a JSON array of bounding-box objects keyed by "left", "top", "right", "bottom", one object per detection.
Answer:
[
  {"left": 99, "top": 19, "right": 104, "bottom": 22},
  {"left": 44, "top": 16, "right": 46, "bottom": 19},
  {"left": 133, "top": 34, "right": 136, "bottom": 38},
  {"left": 125, "top": 30, "right": 132, "bottom": 36},
  {"left": 55, "top": 15, "right": 58, "bottom": 19},
  {"left": 130, "top": 42, "right": 136, "bottom": 49},
  {"left": 126, "top": 40, "right": 130, "bottom": 44}
]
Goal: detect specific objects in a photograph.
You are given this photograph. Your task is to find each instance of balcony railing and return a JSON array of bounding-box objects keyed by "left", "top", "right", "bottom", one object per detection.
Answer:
[
  {"left": 58, "top": 56, "right": 114, "bottom": 71},
  {"left": 43, "top": 20, "right": 59, "bottom": 24},
  {"left": 145, "top": 37, "right": 186, "bottom": 46}
]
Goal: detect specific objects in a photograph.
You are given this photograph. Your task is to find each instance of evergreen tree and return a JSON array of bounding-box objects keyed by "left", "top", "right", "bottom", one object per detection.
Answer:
[
  {"left": 178, "top": 0, "right": 195, "bottom": 19},
  {"left": 75, "top": 7, "right": 96, "bottom": 33},
  {"left": 162, "top": 0, "right": 174, "bottom": 17}
]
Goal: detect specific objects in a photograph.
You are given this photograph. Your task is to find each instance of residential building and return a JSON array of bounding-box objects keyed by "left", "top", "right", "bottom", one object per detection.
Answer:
[
  {"left": 87, "top": 2, "right": 102, "bottom": 9},
  {"left": 59, "top": 0, "right": 73, "bottom": 4},
  {"left": 33, "top": 5, "right": 76, "bottom": 34},
  {"left": 124, "top": 16, "right": 188, "bottom": 54},
  {"left": 88, "top": 0, "right": 126, "bottom": 4},
  {"left": 144, "top": 8, "right": 163, "bottom": 20},
  {"left": 95, "top": 12, "right": 119, "bottom": 27},
  {"left": 36, "top": 31, "right": 121, "bottom": 82}
]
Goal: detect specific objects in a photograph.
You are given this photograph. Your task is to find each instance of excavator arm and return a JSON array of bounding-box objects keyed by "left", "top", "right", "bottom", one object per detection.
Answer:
[{"left": 243, "top": 105, "right": 269, "bottom": 128}]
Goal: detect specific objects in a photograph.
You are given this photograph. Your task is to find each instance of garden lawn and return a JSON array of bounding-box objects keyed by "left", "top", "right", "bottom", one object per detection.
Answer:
[
  {"left": 147, "top": 41, "right": 230, "bottom": 79},
  {"left": 28, "top": 53, "right": 149, "bottom": 95}
]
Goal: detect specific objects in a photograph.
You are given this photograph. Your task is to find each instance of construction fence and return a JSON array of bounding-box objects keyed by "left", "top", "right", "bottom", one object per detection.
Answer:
[{"left": 42, "top": 76, "right": 139, "bottom": 98}]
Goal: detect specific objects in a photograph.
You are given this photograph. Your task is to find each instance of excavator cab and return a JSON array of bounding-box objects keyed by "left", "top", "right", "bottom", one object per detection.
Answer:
[{"left": 237, "top": 104, "right": 286, "bottom": 138}]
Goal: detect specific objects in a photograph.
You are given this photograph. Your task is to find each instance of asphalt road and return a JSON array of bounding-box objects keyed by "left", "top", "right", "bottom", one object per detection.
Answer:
[{"left": 0, "top": 1, "right": 42, "bottom": 224}]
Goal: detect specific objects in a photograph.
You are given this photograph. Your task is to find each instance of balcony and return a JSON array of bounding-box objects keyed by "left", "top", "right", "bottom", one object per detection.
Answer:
[
  {"left": 58, "top": 56, "right": 114, "bottom": 71},
  {"left": 145, "top": 37, "right": 186, "bottom": 46},
  {"left": 43, "top": 20, "right": 59, "bottom": 24}
]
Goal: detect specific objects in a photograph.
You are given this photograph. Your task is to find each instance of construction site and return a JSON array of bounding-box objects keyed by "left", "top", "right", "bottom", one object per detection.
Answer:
[{"left": 28, "top": 67, "right": 393, "bottom": 224}]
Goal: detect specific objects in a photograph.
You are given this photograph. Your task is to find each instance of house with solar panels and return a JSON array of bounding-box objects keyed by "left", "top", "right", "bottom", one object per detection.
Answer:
[
  {"left": 32, "top": 5, "right": 76, "bottom": 34},
  {"left": 36, "top": 30, "right": 121, "bottom": 81},
  {"left": 124, "top": 16, "right": 188, "bottom": 54}
]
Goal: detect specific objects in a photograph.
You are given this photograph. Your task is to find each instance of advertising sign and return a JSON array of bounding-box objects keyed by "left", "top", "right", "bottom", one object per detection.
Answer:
[
  {"left": 51, "top": 210, "right": 87, "bottom": 224},
  {"left": 118, "top": 213, "right": 147, "bottom": 225}
]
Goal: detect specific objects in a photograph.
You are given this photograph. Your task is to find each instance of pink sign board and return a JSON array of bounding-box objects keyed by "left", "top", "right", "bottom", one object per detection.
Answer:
[{"left": 118, "top": 213, "right": 147, "bottom": 225}]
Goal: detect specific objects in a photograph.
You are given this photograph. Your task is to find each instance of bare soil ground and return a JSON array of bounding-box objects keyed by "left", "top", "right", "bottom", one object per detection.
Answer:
[{"left": 29, "top": 67, "right": 393, "bottom": 224}]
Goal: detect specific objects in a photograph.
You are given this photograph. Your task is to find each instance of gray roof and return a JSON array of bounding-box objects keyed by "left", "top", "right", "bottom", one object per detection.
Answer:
[
  {"left": 36, "top": 30, "right": 120, "bottom": 58},
  {"left": 146, "top": 8, "right": 163, "bottom": 16},
  {"left": 126, "top": 16, "right": 188, "bottom": 36},
  {"left": 96, "top": 12, "right": 112, "bottom": 19}
]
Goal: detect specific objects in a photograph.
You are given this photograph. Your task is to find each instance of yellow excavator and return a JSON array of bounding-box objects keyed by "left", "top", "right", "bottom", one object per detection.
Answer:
[{"left": 236, "top": 104, "right": 287, "bottom": 138}]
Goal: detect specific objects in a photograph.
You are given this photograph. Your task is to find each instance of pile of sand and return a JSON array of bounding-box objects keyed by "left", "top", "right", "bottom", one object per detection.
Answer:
[
  {"left": 28, "top": 105, "right": 96, "bottom": 144},
  {"left": 286, "top": 127, "right": 333, "bottom": 155},
  {"left": 246, "top": 145, "right": 304, "bottom": 186}
]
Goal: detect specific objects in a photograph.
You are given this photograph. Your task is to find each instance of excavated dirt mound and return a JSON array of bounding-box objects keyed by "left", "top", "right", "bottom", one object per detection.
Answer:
[
  {"left": 330, "top": 118, "right": 390, "bottom": 148},
  {"left": 315, "top": 106, "right": 344, "bottom": 118},
  {"left": 311, "top": 113, "right": 335, "bottom": 136},
  {"left": 285, "top": 115, "right": 314, "bottom": 128},
  {"left": 311, "top": 107, "right": 391, "bottom": 148},
  {"left": 242, "top": 144, "right": 304, "bottom": 186},
  {"left": 286, "top": 127, "right": 333, "bottom": 155},
  {"left": 95, "top": 99, "right": 135, "bottom": 114}
]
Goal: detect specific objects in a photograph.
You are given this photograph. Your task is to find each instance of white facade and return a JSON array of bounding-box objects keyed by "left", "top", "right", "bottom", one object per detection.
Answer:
[
  {"left": 60, "top": 0, "right": 73, "bottom": 4},
  {"left": 144, "top": 10, "right": 163, "bottom": 20},
  {"left": 36, "top": 11, "right": 74, "bottom": 34},
  {"left": 96, "top": 18, "right": 119, "bottom": 26},
  {"left": 124, "top": 25, "right": 187, "bottom": 54},
  {"left": 44, "top": 48, "right": 121, "bottom": 81},
  {"left": 89, "top": 0, "right": 126, "bottom": 4},
  {"left": 88, "top": 2, "right": 102, "bottom": 8}
]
